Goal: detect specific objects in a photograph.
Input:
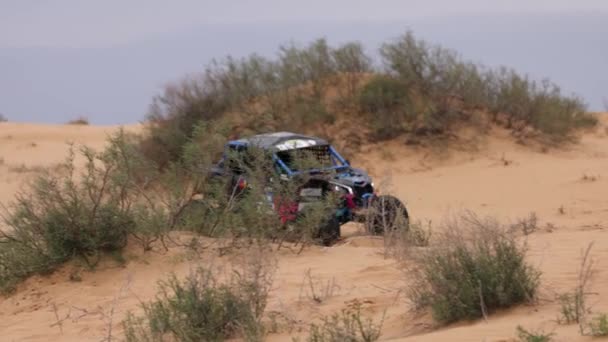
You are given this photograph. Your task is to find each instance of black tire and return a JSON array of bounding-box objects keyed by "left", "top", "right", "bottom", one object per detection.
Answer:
[
  {"left": 366, "top": 195, "right": 409, "bottom": 235},
  {"left": 317, "top": 215, "right": 341, "bottom": 246}
]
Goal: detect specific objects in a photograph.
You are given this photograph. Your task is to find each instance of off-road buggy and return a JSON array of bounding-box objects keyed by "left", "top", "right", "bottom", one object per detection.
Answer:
[{"left": 207, "top": 132, "right": 409, "bottom": 245}]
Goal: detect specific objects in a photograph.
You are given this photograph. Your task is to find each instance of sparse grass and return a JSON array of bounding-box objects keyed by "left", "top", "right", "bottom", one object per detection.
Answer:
[
  {"left": 302, "top": 301, "right": 383, "bottom": 342},
  {"left": 553, "top": 242, "right": 608, "bottom": 338},
  {"left": 516, "top": 325, "right": 555, "bottom": 342},
  {"left": 298, "top": 268, "right": 340, "bottom": 304},
  {"left": 407, "top": 212, "right": 540, "bottom": 324},
  {"left": 557, "top": 292, "right": 582, "bottom": 325},
  {"left": 66, "top": 116, "right": 89, "bottom": 125},
  {"left": 555, "top": 242, "right": 608, "bottom": 337}
]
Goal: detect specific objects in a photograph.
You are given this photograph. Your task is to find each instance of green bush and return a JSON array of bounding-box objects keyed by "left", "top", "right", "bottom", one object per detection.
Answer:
[
  {"left": 124, "top": 275, "right": 256, "bottom": 341},
  {"left": 141, "top": 78, "right": 231, "bottom": 168},
  {"left": 0, "top": 129, "right": 214, "bottom": 292},
  {"left": 0, "top": 142, "right": 136, "bottom": 292},
  {"left": 407, "top": 213, "right": 540, "bottom": 324},
  {"left": 124, "top": 261, "right": 274, "bottom": 342},
  {"left": 380, "top": 31, "right": 594, "bottom": 142},
  {"left": 358, "top": 75, "right": 414, "bottom": 139},
  {"left": 141, "top": 31, "right": 594, "bottom": 159}
]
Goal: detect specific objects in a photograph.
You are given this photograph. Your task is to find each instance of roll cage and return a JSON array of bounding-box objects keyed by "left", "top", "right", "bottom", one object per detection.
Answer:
[{"left": 222, "top": 141, "right": 350, "bottom": 177}]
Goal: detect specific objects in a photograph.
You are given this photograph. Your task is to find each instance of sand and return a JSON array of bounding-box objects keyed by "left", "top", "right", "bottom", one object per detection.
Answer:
[{"left": 1, "top": 117, "right": 607, "bottom": 341}]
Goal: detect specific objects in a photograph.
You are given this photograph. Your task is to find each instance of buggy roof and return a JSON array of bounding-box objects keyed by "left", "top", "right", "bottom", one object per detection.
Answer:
[{"left": 229, "top": 132, "right": 329, "bottom": 151}]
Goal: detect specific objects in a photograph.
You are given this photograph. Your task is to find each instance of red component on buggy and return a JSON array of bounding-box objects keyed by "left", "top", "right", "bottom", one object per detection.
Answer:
[
  {"left": 274, "top": 196, "right": 298, "bottom": 224},
  {"left": 237, "top": 178, "right": 248, "bottom": 190},
  {"left": 343, "top": 193, "right": 356, "bottom": 209}
]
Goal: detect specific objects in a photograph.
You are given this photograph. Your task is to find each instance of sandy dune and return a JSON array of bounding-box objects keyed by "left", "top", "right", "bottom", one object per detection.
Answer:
[{"left": 1, "top": 118, "right": 607, "bottom": 341}]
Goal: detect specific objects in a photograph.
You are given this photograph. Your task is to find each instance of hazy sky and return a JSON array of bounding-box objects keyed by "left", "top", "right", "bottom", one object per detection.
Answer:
[
  {"left": 1, "top": 1, "right": 607, "bottom": 123},
  {"left": 2, "top": 0, "right": 608, "bottom": 48}
]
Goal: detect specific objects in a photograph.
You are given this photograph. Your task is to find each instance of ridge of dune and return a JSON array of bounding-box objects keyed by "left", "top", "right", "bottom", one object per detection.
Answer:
[{"left": 1, "top": 116, "right": 607, "bottom": 341}]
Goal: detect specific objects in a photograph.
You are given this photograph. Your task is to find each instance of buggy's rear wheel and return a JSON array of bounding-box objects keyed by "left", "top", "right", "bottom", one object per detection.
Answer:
[{"left": 366, "top": 195, "right": 409, "bottom": 235}]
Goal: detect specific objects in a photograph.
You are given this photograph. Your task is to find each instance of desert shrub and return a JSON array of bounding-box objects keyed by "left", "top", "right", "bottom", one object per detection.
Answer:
[
  {"left": 516, "top": 326, "right": 555, "bottom": 342},
  {"left": 66, "top": 116, "right": 89, "bottom": 125},
  {"left": 141, "top": 78, "right": 232, "bottom": 168},
  {"left": 487, "top": 71, "right": 594, "bottom": 139},
  {"left": 332, "top": 42, "right": 372, "bottom": 110},
  {"left": 304, "top": 302, "right": 383, "bottom": 342},
  {"left": 380, "top": 31, "right": 593, "bottom": 142},
  {"left": 358, "top": 75, "right": 414, "bottom": 139},
  {"left": 278, "top": 39, "right": 337, "bottom": 100},
  {"left": 293, "top": 96, "right": 335, "bottom": 125},
  {"left": 407, "top": 212, "right": 540, "bottom": 324},
  {"left": 142, "top": 31, "right": 593, "bottom": 161},
  {"left": 0, "top": 128, "right": 219, "bottom": 292},
  {"left": 123, "top": 257, "right": 275, "bottom": 342},
  {"left": 379, "top": 31, "right": 467, "bottom": 134},
  {"left": 0, "top": 139, "right": 138, "bottom": 292},
  {"left": 0, "top": 113, "right": 7, "bottom": 122}
]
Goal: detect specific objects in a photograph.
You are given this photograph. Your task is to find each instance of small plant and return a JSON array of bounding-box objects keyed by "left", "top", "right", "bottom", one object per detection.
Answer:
[
  {"left": 556, "top": 292, "right": 583, "bottom": 325},
  {"left": 305, "top": 301, "right": 383, "bottom": 342},
  {"left": 516, "top": 325, "right": 555, "bottom": 342},
  {"left": 588, "top": 313, "right": 608, "bottom": 337},
  {"left": 0, "top": 113, "right": 6, "bottom": 122},
  {"left": 407, "top": 212, "right": 540, "bottom": 324},
  {"left": 511, "top": 212, "right": 538, "bottom": 236},
  {"left": 557, "top": 205, "right": 566, "bottom": 215}
]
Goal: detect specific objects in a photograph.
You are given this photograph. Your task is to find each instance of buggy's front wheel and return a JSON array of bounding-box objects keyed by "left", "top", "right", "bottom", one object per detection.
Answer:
[
  {"left": 366, "top": 195, "right": 409, "bottom": 235},
  {"left": 317, "top": 215, "right": 341, "bottom": 246}
]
